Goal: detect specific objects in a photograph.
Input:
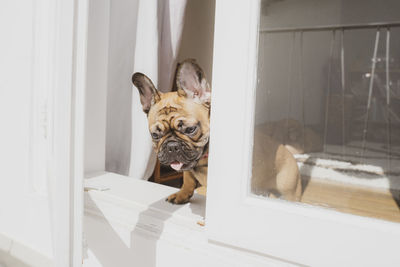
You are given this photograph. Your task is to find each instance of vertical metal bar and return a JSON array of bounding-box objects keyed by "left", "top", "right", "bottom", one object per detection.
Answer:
[
  {"left": 385, "top": 28, "right": 392, "bottom": 174},
  {"left": 259, "top": 33, "right": 267, "bottom": 120},
  {"left": 257, "top": 34, "right": 264, "bottom": 85},
  {"left": 286, "top": 32, "right": 296, "bottom": 140},
  {"left": 299, "top": 31, "right": 306, "bottom": 150},
  {"left": 340, "top": 29, "right": 346, "bottom": 157},
  {"left": 323, "top": 30, "right": 336, "bottom": 153},
  {"left": 361, "top": 29, "right": 380, "bottom": 158}
]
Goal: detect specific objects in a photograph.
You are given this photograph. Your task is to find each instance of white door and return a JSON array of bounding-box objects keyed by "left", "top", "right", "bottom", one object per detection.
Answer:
[
  {"left": 0, "top": 1, "right": 54, "bottom": 264},
  {"left": 0, "top": 1, "right": 87, "bottom": 266}
]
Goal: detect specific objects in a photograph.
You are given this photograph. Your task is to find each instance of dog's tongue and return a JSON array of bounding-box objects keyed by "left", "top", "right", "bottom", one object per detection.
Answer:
[{"left": 170, "top": 161, "right": 184, "bottom": 171}]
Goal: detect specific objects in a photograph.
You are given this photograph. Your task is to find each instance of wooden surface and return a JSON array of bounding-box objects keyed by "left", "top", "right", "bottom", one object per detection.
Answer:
[{"left": 301, "top": 177, "right": 400, "bottom": 223}]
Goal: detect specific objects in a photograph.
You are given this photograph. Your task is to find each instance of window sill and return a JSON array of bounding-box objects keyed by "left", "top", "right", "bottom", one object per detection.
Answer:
[
  {"left": 84, "top": 172, "right": 206, "bottom": 237},
  {"left": 0, "top": 232, "right": 52, "bottom": 267},
  {"left": 83, "top": 172, "right": 293, "bottom": 267}
]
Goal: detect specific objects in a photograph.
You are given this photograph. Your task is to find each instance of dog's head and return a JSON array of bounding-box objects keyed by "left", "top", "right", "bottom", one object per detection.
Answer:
[{"left": 132, "top": 59, "right": 211, "bottom": 171}]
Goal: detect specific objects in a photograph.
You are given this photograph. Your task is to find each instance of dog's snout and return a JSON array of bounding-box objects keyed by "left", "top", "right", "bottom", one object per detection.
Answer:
[{"left": 166, "top": 141, "right": 180, "bottom": 153}]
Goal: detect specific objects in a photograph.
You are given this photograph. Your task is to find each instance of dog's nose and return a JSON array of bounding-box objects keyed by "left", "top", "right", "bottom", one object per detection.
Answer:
[{"left": 166, "top": 141, "right": 180, "bottom": 153}]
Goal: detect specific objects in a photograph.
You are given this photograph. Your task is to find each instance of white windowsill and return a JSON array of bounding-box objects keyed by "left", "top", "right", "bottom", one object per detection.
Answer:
[
  {"left": 83, "top": 172, "right": 294, "bottom": 267},
  {"left": 84, "top": 172, "right": 206, "bottom": 242},
  {"left": 0, "top": 232, "right": 52, "bottom": 267}
]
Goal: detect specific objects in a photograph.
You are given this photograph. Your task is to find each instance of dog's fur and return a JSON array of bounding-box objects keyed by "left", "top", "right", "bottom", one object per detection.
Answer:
[
  {"left": 252, "top": 128, "right": 301, "bottom": 201},
  {"left": 132, "top": 59, "right": 301, "bottom": 203}
]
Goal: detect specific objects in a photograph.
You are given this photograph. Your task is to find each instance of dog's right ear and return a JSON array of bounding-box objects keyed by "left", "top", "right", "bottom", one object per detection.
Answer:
[
  {"left": 176, "top": 59, "right": 211, "bottom": 104},
  {"left": 132, "top": 73, "right": 161, "bottom": 114}
]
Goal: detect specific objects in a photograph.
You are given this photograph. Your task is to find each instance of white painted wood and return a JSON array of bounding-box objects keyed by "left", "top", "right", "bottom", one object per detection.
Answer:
[
  {"left": 83, "top": 172, "right": 295, "bottom": 267},
  {"left": 0, "top": 232, "right": 52, "bottom": 267},
  {"left": 0, "top": 0, "right": 86, "bottom": 265},
  {"left": 84, "top": 173, "right": 205, "bottom": 229},
  {"left": 48, "top": 0, "right": 88, "bottom": 265},
  {"left": 84, "top": 0, "right": 109, "bottom": 174},
  {"left": 207, "top": 1, "right": 400, "bottom": 266},
  {"left": 72, "top": 0, "right": 90, "bottom": 266},
  {"left": 0, "top": 0, "right": 54, "bottom": 263},
  {"left": 30, "top": 0, "right": 57, "bottom": 196},
  {"left": 48, "top": 0, "right": 74, "bottom": 263}
]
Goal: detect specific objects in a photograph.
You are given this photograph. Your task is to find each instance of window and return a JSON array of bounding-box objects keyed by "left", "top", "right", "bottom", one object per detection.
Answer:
[
  {"left": 252, "top": 0, "right": 400, "bottom": 223},
  {"left": 206, "top": 1, "right": 400, "bottom": 266}
]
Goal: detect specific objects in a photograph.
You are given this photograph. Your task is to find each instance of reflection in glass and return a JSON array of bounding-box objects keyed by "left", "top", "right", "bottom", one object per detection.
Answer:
[{"left": 251, "top": 0, "right": 400, "bottom": 223}]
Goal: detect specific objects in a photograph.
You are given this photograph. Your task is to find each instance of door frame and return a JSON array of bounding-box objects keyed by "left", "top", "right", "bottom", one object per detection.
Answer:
[{"left": 47, "top": 0, "right": 88, "bottom": 265}]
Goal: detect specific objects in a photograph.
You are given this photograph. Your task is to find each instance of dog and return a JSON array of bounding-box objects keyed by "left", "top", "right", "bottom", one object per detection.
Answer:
[
  {"left": 132, "top": 59, "right": 301, "bottom": 203},
  {"left": 252, "top": 128, "right": 302, "bottom": 201},
  {"left": 132, "top": 59, "right": 210, "bottom": 204}
]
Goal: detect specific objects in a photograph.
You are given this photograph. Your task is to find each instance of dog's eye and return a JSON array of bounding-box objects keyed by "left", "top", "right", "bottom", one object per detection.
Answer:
[
  {"left": 185, "top": 126, "right": 197, "bottom": 134},
  {"left": 151, "top": 132, "right": 160, "bottom": 139}
]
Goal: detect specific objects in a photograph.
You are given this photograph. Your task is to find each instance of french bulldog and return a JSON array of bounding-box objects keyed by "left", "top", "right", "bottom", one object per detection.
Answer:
[
  {"left": 132, "top": 59, "right": 210, "bottom": 204},
  {"left": 252, "top": 128, "right": 302, "bottom": 201},
  {"left": 132, "top": 59, "right": 301, "bottom": 203}
]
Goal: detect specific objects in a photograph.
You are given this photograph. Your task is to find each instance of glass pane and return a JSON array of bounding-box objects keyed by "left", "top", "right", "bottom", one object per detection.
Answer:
[{"left": 251, "top": 0, "right": 400, "bottom": 223}]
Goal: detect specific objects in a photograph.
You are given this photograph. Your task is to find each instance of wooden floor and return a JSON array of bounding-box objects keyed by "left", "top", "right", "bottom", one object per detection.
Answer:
[{"left": 300, "top": 177, "right": 400, "bottom": 223}]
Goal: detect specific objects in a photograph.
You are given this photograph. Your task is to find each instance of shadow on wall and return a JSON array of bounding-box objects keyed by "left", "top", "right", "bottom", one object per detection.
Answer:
[{"left": 84, "top": 194, "right": 205, "bottom": 267}]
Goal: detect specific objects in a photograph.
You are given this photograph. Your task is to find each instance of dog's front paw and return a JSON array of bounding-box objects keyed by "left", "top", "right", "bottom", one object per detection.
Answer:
[{"left": 166, "top": 191, "right": 192, "bottom": 204}]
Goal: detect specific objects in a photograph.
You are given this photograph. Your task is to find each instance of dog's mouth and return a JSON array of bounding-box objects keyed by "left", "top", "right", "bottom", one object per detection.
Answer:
[
  {"left": 159, "top": 155, "right": 201, "bottom": 172},
  {"left": 157, "top": 138, "right": 209, "bottom": 171},
  {"left": 170, "top": 161, "right": 184, "bottom": 171},
  {"left": 163, "top": 160, "right": 198, "bottom": 172},
  {"left": 158, "top": 140, "right": 203, "bottom": 171}
]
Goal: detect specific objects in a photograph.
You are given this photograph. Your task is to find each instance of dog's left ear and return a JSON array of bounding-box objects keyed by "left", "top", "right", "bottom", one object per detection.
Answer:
[
  {"left": 132, "top": 72, "right": 161, "bottom": 114},
  {"left": 176, "top": 59, "right": 211, "bottom": 104}
]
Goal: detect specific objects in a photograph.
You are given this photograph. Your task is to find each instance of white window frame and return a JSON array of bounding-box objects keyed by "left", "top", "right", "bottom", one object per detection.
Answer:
[
  {"left": 206, "top": 1, "right": 400, "bottom": 266},
  {"left": 45, "top": 0, "right": 88, "bottom": 266}
]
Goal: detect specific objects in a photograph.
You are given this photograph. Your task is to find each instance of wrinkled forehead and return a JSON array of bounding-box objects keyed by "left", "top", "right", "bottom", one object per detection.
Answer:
[
  {"left": 147, "top": 94, "right": 181, "bottom": 122},
  {"left": 147, "top": 93, "right": 209, "bottom": 128}
]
